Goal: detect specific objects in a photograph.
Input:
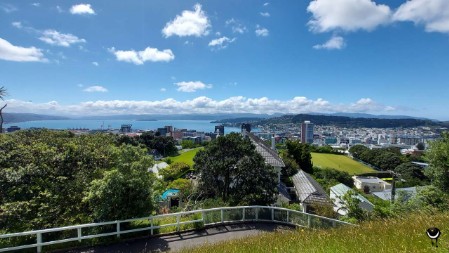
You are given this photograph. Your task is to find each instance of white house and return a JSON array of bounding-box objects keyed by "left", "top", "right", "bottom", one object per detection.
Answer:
[
  {"left": 330, "top": 183, "right": 374, "bottom": 215},
  {"left": 352, "top": 176, "right": 391, "bottom": 193}
]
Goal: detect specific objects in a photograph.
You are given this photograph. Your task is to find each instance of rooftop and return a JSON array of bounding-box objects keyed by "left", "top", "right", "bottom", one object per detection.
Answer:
[
  {"left": 292, "top": 170, "right": 330, "bottom": 205},
  {"left": 246, "top": 131, "right": 285, "bottom": 168}
]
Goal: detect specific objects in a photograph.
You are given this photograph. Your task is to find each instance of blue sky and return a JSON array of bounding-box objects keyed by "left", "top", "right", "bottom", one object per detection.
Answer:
[{"left": 1, "top": 0, "right": 449, "bottom": 120}]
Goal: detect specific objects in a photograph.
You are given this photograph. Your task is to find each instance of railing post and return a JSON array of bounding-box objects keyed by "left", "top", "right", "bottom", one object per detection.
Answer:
[
  {"left": 271, "top": 208, "right": 274, "bottom": 221},
  {"left": 176, "top": 214, "right": 180, "bottom": 232},
  {"left": 116, "top": 221, "right": 121, "bottom": 238},
  {"left": 255, "top": 207, "right": 258, "bottom": 221},
  {"left": 37, "top": 232, "right": 42, "bottom": 253},
  {"left": 307, "top": 215, "right": 311, "bottom": 228},
  {"left": 220, "top": 209, "right": 224, "bottom": 223},
  {"left": 202, "top": 211, "right": 206, "bottom": 224},
  {"left": 286, "top": 210, "right": 290, "bottom": 223},
  {"left": 77, "top": 227, "right": 82, "bottom": 242},
  {"left": 150, "top": 217, "right": 154, "bottom": 235},
  {"left": 242, "top": 208, "right": 245, "bottom": 221},
  {"left": 332, "top": 220, "right": 336, "bottom": 228}
]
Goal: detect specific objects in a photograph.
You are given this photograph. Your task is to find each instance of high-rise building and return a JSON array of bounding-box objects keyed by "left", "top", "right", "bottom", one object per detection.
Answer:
[
  {"left": 215, "top": 125, "right": 224, "bottom": 136},
  {"left": 241, "top": 123, "right": 251, "bottom": 133},
  {"left": 120, "top": 124, "right": 132, "bottom": 133},
  {"left": 301, "top": 121, "right": 314, "bottom": 144}
]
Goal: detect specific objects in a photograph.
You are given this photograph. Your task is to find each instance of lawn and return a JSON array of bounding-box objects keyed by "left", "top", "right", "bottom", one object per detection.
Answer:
[
  {"left": 312, "top": 152, "right": 375, "bottom": 175},
  {"left": 181, "top": 211, "right": 449, "bottom": 253},
  {"left": 169, "top": 147, "right": 203, "bottom": 167}
]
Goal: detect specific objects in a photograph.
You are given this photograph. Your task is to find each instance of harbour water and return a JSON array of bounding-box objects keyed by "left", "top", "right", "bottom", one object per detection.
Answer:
[{"left": 4, "top": 119, "right": 246, "bottom": 134}]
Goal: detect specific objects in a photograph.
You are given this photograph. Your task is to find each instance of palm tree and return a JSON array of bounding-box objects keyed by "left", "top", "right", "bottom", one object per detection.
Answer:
[{"left": 0, "top": 86, "right": 7, "bottom": 133}]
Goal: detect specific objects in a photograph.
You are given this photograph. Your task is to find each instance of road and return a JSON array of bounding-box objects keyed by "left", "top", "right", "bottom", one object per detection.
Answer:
[{"left": 62, "top": 222, "right": 294, "bottom": 253}]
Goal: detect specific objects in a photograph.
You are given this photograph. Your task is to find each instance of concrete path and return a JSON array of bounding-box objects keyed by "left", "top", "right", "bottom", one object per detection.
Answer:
[{"left": 63, "top": 223, "right": 294, "bottom": 253}]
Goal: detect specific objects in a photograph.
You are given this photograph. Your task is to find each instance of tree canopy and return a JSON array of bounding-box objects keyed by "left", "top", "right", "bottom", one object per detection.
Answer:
[
  {"left": 426, "top": 132, "right": 449, "bottom": 193},
  {"left": 285, "top": 140, "right": 313, "bottom": 173},
  {"left": 193, "top": 133, "right": 278, "bottom": 205}
]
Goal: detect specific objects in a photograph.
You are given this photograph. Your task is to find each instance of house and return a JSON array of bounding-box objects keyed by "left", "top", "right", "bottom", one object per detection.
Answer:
[
  {"left": 352, "top": 176, "right": 392, "bottom": 193},
  {"left": 330, "top": 183, "right": 374, "bottom": 215},
  {"left": 292, "top": 170, "right": 331, "bottom": 212},
  {"left": 372, "top": 187, "right": 417, "bottom": 201}
]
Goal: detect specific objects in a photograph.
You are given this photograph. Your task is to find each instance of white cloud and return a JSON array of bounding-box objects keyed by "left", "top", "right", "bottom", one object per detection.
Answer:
[
  {"left": 0, "top": 3, "right": 17, "bottom": 13},
  {"left": 226, "top": 18, "right": 247, "bottom": 34},
  {"left": 208, "top": 37, "right": 236, "bottom": 49},
  {"left": 83, "top": 85, "right": 108, "bottom": 93},
  {"left": 0, "top": 37, "right": 47, "bottom": 62},
  {"left": 32, "top": 3, "right": 40, "bottom": 7},
  {"left": 70, "top": 4, "right": 95, "bottom": 15},
  {"left": 393, "top": 0, "right": 449, "bottom": 34},
  {"left": 92, "top": 61, "right": 99, "bottom": 66},
  {"left": 260, "top": 12, "right": 270, "bottom": 17},
  {"left": 162, "top": 4, "right": 210, "bottom": 37},
  {"left": 175, "top": 81, "right": 212, "bottom": 92},
  {"left": 160, "top": 88, "right": 167, "bottom": 92},
  {"left": 263, "top": 2, "right": 270, "bottom": 6},
  {"left": 39, "top": 30, "right": 86, "bottom": 47},
  {"left": 313, "top": 36, "right": 345, "bottom": 50},
  {"left": 11, "top": 22, "right": 22, "bottom": 29},
  {"left": 307, "top": 0, "right": 391, "bottom": 33},
  {"left": 255, "top": 25, "right": 269, "bottom": 36},
  {"left": 4, "top": 97, "right": 396, "bottom": 116},
  {"left": 108, "top": 46, "right": 175, "bottom": 65}
]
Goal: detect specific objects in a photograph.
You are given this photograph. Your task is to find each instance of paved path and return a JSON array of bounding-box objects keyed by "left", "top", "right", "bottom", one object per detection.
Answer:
[{"left": 63, "top": 223, "right": 294, "bottom": 253}]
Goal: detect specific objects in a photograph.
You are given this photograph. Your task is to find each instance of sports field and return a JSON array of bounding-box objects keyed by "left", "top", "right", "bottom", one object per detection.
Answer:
[
  {"left": 311, "top": 152, "right": 375, "bottom": 175},
  {"left": 169, "top": 147, "right": 203, "bottom": 167}
]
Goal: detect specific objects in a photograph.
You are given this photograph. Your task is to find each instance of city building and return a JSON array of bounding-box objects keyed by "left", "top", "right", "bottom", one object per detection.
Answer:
[
  {"left": 120, "top": 124, "right": 132, "bottom": 133},
  {"left": 215, "top": 125, "right": 224, "bottom": 136},
  {"left": 241, "top": 123, "right": 251, "bottom": 133},
  {"left": 301, "top": 121, "right": 314, "bottom": 144},
  {"left": 6, "top": 126, "right": 21, "bottom": 132},
  {"left": 352, "top": 176, "right": 392, "bottom": 193}
]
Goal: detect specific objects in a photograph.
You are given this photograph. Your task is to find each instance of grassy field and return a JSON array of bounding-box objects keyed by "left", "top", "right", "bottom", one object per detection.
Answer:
[
  {"left": 312, "top": 152, "right": 375, "bottom": 175},
  {"left": 181, "top": 211, "right": 449, "bottom": 253},
  {"left": 169, "top": 147, "right": 203, "bottom": 167}
]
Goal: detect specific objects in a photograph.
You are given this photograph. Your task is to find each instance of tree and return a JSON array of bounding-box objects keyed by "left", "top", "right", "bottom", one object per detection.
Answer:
[
  {"left": 340, "top": 190, "right": 367, "bottom": 222},
  {"left": 159, "top": 162, "right": 190, "bottom": 182},
  {"left": 193, "top": 133, "right": 278, "bottom": 205},
  {"left": 280, "top": 152, "right": 300, "bottom": 178},
  {"left": 426, "top": 133, "right": 449, "bottom": 193},
  {"left": 83, "top": 145, "right": 155, "bottom": 221},
  {"left": 394, "top": 162, "right": 428, "bottom": 187},
  {"left": 416, "top": 142, "right": 425, "bottom": 151},
  {"left": 0, "top": 86, "right": 7, "bottom": 133},
  {"left": 349, "top": 145, "right": 369, "bottom": 160},
  {"left": 285, "top": 140, "right": 313, "bottom": 173}
]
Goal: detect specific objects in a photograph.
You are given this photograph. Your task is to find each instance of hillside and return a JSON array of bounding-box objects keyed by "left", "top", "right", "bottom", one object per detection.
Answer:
[
  {"left": 181, "top": 211, "right": 449, "bottom": 253},
  {"left": 3, "top": 113, "right": 69, "bottom": 124}
]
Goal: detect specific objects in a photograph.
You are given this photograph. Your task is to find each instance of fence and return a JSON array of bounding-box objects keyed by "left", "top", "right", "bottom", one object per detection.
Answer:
[{"left": 0, "top": 205, "right": 354, "bottom": 253}]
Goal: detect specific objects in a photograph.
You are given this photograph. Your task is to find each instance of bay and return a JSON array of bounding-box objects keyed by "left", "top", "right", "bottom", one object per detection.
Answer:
[{"left": 4, "top": 119, "right": 249, "bottom": 134}]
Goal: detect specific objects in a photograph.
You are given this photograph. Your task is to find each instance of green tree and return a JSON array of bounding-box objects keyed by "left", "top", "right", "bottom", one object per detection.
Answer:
[
  {"left": 285, "top": 140, "right": 313, "bottom": 173},
  {"left": 340, "top": 190, "right": 367, "bottom": 222},
  {"left": 159, "top": 162, "right": 190, "bottom": 182},
  {"left": 193, "top": 133, "right": 278, "bottom": 205},
  {"left": 168, "top": 178, "right": 193, "bottom": 200},
  {"left": 394, "top": 162, "right": 428, "bottom": 187},
  {"left": 0, "top": 86, "right": 7, "bottom": 133},
  {"left": 426, "top": 132, "right": 449, "bottom": 193},
  {"left": 84, "top": 145, "right": 154, "bottom": 221},
  {"left": 280, "top": 152, "right": 300, "bottom": 178},
  {"left": 349, "top": 145, "right": 369, "bottom": 160}
]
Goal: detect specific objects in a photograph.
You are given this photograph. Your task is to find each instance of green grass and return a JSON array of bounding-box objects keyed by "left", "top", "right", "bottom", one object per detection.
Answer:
[
  {"left": 169, "top": 147, "right": 203, "bottom": 167},
  {"left": 180, "top": 211, "right": 449, "bottom": 253},
  {"left": 312, "top": 152, "right": 375, "bottom": 175}
]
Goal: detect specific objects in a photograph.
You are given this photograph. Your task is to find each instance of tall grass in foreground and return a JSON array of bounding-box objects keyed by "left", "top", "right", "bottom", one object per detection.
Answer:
[{"left": 180, "top": 212, "right": 449, "bottom": 253}]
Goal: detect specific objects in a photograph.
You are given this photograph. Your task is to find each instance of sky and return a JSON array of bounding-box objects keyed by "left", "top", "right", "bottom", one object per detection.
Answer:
[{"left": 1, "top": 0, "right": 449, "bottom": 120}]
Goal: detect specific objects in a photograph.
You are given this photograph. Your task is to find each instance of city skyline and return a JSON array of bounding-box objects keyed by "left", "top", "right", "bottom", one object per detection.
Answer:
[{"left": 1, "top": 0, "right": 449, "bottom": 119}]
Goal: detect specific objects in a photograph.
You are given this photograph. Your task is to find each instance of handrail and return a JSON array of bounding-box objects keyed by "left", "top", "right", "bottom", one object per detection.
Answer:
[{"left": 0, "top": 205, "right": 354, "bottom": 253}]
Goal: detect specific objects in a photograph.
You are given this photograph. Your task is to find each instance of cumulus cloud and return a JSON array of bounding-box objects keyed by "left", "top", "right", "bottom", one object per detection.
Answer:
[
  {"left": 175, "top": 81, "right": 212, "bottom": 92},
  {"left": 393, "top": 0, "right": 449, "bottom": 34},
  {"left": 32, "top": 3, "right": 40, "bottom": 7},
  {"left": 39, "top": 30, "right": 86, "bottom": 47},
  {"left": 225, "top": 18, "right": 247, "bottom": 34},
  {"left": 263, "top": 2, "right": 269, "bottom": 6},
  {"left": 4, "top": 97, "right": 396, "bottom": 116},
  {"left": 162, "top": 4, "right": 210, "bottom": 37},
  {"left": 11, "top": 22, "right": 22, "bottom": 29},
  {"left": 83, "top": 85, "right": 108, "bottom": 93},
  {"left": 260, "top": 12, "right": 270, "bottom": 17},
  {"left": 0, "top": 37, "right": 47, "bottom": 62},
  {"left": 92, "top": 61, "right": 99, "bottom": 66},
  {"left": 255, "top": 25, "right": 269, "bottom": 36},
  {"left": 313, "top": 36, "right": 345, "bottom": 50},
  {"left": 70, "top": 4, "right": 95, "bottom": 15},
  {"left": 208, "top": 37, "right": 236, "bottom": 49},
  {"left": 307, "top": 0, "right": 391, "bottom": 33},
  {"left": 160, "top": 88, "right": 167, "bottom": 92},
  {"left": 108, "top": 46, "right": 175, "bottom": 65}
]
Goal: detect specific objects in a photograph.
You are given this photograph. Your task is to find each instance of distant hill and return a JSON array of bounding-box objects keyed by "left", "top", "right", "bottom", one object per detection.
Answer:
[
  {"left": 76, "top": 113, "right": 280, "bottom": 121},
  {"left": 3, "top": 113, "right": 69, "bottom": 124},
  {"left": 258, "top": 114, "right": 442, "bottom": 128}
]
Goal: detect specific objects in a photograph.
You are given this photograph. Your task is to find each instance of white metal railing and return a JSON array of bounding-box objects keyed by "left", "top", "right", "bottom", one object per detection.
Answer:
[{"left": 0, "top": 205, "right": 354, "bottom": 253}]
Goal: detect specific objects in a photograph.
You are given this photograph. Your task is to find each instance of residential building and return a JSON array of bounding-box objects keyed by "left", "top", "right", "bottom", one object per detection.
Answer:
[
  {"left": 301, "top": 121, "right": 314, "bottom": 144},
  {"left": 330, "top": 183, "right": 374, "bottom": 215},
  {"left": 215, "top": 125, "right": 224, "bottom": 136},
  {"left": 352, "top": 176, "right": 392, "bottom": 193},
  {"left": 372, "top": 187, "right": 417, "bottom": 201},
  {"left": 292, "top": 170, "right": 331, "bottom": 212}
]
